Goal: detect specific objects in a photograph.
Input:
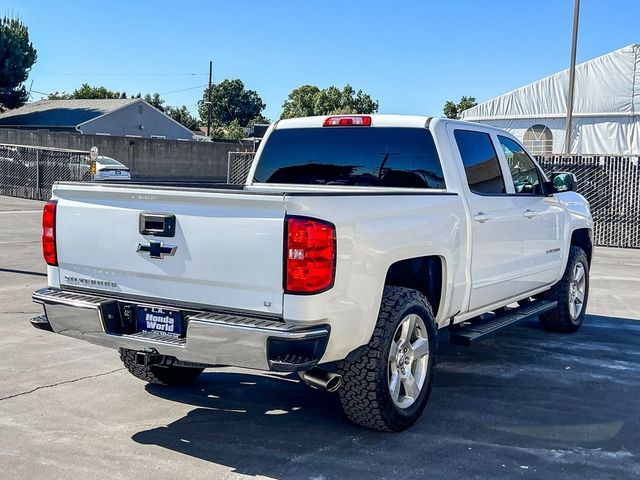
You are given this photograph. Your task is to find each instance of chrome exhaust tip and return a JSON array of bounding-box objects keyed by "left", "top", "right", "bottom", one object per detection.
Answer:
[{"left": 298, "top": 367, "right": 342, "bottom": 393}]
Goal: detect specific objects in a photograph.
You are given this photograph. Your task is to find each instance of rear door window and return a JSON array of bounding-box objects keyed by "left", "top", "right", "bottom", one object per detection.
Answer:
[
  {"left": 454, "top": 130, "right": 506, "bottom": 195},
  {"left": 253, "top": 127, "right": 446, "bottom": 189}
]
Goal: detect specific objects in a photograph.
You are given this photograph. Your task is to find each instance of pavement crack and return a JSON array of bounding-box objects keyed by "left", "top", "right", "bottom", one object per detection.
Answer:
[{"left": 0, "top": 368, "right": 125, "bottom": 402}]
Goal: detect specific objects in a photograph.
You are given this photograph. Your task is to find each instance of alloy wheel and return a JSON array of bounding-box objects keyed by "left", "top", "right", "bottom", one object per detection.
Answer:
[{"left": 387, "top": 313, "right": 430, "bottom": 409}]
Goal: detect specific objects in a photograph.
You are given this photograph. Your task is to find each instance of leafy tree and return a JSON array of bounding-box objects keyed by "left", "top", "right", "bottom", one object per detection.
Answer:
[
  {"left": 280, "top": 85, "right": 321, "bottom": 119},
  {"left": 198, "top": 79, "right": 266, "bottom": 128},
  {"left": 248, "top": 114, "right": 270, "bottom": 126},
  {"left": 143, "top": 92, "right": 165, "bottom": 112},
  {"left": 443, "top": 96, "right": 477, "bottom": 119},
  {"left": 209, "top": 119, "right": 247, "bottom": 141},
  {"left": 48, "top": 83, "right": 124, "bottom": 100},
  {"left": 46, "top": 91, "right": 68, "bottom": 100},
  {"left": 0, "top": 17, "right": 37, "bottom": 110},
  {"left": 280, "top": 84, "right": 378, "bottom": 119},
  {"left": 71, "top": 83, "right": 123, "bottom": 99},
  {"left": 166, "top": 105, "right": 199, "bottom": 130}
]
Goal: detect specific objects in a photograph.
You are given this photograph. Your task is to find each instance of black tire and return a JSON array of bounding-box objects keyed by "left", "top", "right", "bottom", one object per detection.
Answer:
[
  {"left": 539, "top": 246, "right": 589, "bottom": 333},
  {"left": 337, "top": 286, "right": 438, "bottom": 432},
  {"left": 119, "top": 348, "right": 204, "bottom": 386}
]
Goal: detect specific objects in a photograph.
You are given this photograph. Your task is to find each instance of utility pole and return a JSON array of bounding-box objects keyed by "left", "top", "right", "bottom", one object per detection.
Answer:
[
  {"left": 564, "top": 0, "right": 580, "bottom": 154},
  {"left": 206, "top": 60, "right": 213, "bottom": 137}
]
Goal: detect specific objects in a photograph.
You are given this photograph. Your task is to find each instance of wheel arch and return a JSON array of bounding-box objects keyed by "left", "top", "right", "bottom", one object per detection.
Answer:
[
  {"left": 384, "top": 256, "right": 445, "bottom": 320},
  {"left": 570, "top": 228, "right": 593, "bottom": 265}
]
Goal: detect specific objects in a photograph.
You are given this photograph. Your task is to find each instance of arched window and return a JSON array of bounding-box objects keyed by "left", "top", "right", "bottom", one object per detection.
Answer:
[{"left": 523, "top": 124, "right": 553, "bottom": 155}]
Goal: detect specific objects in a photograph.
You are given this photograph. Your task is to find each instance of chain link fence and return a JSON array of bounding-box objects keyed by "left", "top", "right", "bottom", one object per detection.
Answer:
[
  {"left": 0, "top": 143, "right": 91, "bottom": 200},
  {"left": 537, "top": 155, "right": 640, "bottom": 249},
  {"left": 227, "top": 151, "right": 256, "bottom": 185}
]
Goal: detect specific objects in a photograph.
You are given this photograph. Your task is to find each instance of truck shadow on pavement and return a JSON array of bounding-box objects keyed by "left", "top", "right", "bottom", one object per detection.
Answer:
[{"left": 132, "top": 314, "right": 640, "bottom": 479}]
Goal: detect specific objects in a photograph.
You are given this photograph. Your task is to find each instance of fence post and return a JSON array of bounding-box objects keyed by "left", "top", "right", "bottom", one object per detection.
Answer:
[{"left": 35, "top": 148, "right": 41, "bottom": 199}]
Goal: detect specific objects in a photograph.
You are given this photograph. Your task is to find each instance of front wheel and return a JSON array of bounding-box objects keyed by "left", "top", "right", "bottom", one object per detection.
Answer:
[
  {"left": 337, "top": 286, "right": 438, "bottom": 432},
  {"left": 539, "top": 246, "right": 590, "bottom": 332}
]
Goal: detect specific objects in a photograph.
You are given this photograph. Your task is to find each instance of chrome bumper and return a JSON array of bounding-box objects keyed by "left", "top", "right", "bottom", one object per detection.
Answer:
[{"left": 32, "top": 288, "right": 329, "bottom": 371}]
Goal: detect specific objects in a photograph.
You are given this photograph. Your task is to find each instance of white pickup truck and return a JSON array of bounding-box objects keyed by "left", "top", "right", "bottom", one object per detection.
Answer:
[{"left": 32, "top": 115, "right": 593, "bottom": 431}]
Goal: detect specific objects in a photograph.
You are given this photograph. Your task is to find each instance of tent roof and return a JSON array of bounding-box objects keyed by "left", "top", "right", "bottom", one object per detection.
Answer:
[{"left": 461, "top": 44, "right": 640, "bottom": 121}]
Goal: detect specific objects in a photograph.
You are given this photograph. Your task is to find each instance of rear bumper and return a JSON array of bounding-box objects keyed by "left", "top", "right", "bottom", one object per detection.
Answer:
[{"left": 32, "top": 288, "right": 329, "bottom": 372}]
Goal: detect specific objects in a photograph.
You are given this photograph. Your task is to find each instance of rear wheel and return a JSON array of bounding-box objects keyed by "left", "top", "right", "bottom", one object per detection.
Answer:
[
  {"left": 119, "top": 348, "right": 204, "bottom": 386},
  {"left": 337, "top": 286, "right": 438, "bottom": 432},
  {"left": 539, "top": 246, "right": 589, "bottom": 332}
]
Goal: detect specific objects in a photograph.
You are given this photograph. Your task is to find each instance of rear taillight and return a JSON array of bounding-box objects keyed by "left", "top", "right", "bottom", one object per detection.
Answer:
[
  {"left": 42, "top": 201, "right": 57, "bottom": 266},
  {"left": 323, "top": 115, "right": 372, "bottom": 127},
  {"left": 285, "top": 217, "right": 336, "bottom": 294}
]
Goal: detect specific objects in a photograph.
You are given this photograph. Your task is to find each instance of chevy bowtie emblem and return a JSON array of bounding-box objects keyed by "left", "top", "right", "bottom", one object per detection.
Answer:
[{"left": 137, "top": 241, "right": 177, "bottom": 259}]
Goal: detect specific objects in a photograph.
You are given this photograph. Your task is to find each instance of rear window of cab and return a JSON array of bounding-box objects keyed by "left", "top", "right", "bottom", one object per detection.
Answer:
[{"left": 253, "top": 127, "right": 446, "bottom": 189}]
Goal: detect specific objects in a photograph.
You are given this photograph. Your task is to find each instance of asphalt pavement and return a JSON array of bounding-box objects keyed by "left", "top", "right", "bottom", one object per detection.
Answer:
[{"left": 1, "top": 195, "right": 639, "bottom": 480}]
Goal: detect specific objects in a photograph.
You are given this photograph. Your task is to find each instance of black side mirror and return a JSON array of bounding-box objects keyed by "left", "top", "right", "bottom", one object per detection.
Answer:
[{"left": 550, "top": 172, "right": 577, "bottom": 192}]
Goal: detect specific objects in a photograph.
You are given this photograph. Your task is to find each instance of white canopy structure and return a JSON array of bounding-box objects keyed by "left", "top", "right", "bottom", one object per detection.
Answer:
[{"left": 461, "top": 44, "right": 640, "bottom": 155}]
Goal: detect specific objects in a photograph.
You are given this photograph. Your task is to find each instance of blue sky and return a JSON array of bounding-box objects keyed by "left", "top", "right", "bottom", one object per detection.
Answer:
[{"left": 4, "top": 0, "right": 640, "bottom": 121}]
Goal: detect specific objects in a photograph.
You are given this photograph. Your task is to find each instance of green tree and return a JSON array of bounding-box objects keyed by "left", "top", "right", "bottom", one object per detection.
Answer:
[
  {"left": 198, "top": 79, "right": 266, "bottom": 128},
  {"left": 166, "top": 105, "right": 199, "bottom": 130},
  {"left": 443, "top": 96, "right": 477, "bottom": 119},
  {"left": 248, "top": 114, "right": 270, "bottom": 126},
  {"left": 313, "top": 86, "right": 344, "bottom": 115},
  {"left": 71, "top": 83, "right": 123, "bottom": 99},
  {"left": 48, "top": 83, "right": 124, "bottom": 100},
  {"left": 209, "top": 119, "right": 247, "bottom": 141},
  {"left": 280, "top": 84, "right": 378, "bottom": 119},
  {"left": 0, "top": 17, "right": 37, "bottom": 110},
  {"left": 143, "top": 92, "right": 165, "bottom": 111},
  {"left": 46, "top": 91, "right": 68, "bottom": 100},
  {"left": 280, "top": 85, "right": 321, "bottom": 119}
]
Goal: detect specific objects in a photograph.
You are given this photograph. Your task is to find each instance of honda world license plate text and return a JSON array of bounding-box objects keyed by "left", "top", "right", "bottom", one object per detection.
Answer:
[{"left": 136, "top": 306, "right": 182, "bottom": 337}]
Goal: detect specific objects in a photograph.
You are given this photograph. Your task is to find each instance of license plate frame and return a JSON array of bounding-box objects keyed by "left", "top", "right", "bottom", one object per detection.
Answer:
[{"left": 135, "top": 305, "right": 183, "bottom": 337}]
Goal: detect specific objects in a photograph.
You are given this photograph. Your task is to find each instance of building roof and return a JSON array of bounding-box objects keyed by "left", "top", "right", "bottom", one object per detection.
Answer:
[
  {"left": 461, "top": 44, "right": 640, "bottom": 121},
  {"left": 0, "top": 98, "right": 139, "bottom": 128}
]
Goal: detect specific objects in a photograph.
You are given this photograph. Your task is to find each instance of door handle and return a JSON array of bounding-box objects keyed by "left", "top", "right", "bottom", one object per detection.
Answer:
[
  {"left": 523, "top": 209, "right": 538, "bottom": 219},
  {"left": 139, "top": 212, "right": 176, "bottom": 237},
  {"left": 473, "top": 212, "right": 491, "bottom": 223}
]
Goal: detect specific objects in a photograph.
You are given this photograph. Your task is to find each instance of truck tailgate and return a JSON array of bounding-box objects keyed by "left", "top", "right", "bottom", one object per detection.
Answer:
[{"left": 52, "top": 183, "right": 285, "bottom": 314}]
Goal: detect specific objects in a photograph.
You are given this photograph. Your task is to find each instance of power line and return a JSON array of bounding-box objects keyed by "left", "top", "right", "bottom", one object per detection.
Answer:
[
  {"left": 165, "top": 104, "right": 199, "bottom": 108},
  {"left": 29, "top": 85, "right": 206, "bottom": 97},
  {"left": 158, "top": 84, "right": 208, "bottom": 96},
  {"left": 32, "top": 72, "right": 207, "bottom": 77}
]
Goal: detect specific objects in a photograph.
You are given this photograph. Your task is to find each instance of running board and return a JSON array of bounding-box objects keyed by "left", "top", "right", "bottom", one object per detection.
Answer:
[{"left": 449, "top": 300, "right": 558, "bottom": 346}]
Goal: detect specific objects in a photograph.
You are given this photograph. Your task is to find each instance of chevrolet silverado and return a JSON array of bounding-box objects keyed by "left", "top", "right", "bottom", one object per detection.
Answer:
[{"left": 32, "top": 115, "right": 593, "bottom": 431}]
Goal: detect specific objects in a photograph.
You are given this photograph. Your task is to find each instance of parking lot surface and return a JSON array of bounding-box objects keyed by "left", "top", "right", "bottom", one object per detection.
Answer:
[{"left": 1, "top": 195, "right": 639, "bottom": 480}]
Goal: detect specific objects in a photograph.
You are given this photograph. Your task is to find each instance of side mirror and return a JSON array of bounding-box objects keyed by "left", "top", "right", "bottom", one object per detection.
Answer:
[{"left": 550, "top": 172, "right": 577, "bottom": 192}]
